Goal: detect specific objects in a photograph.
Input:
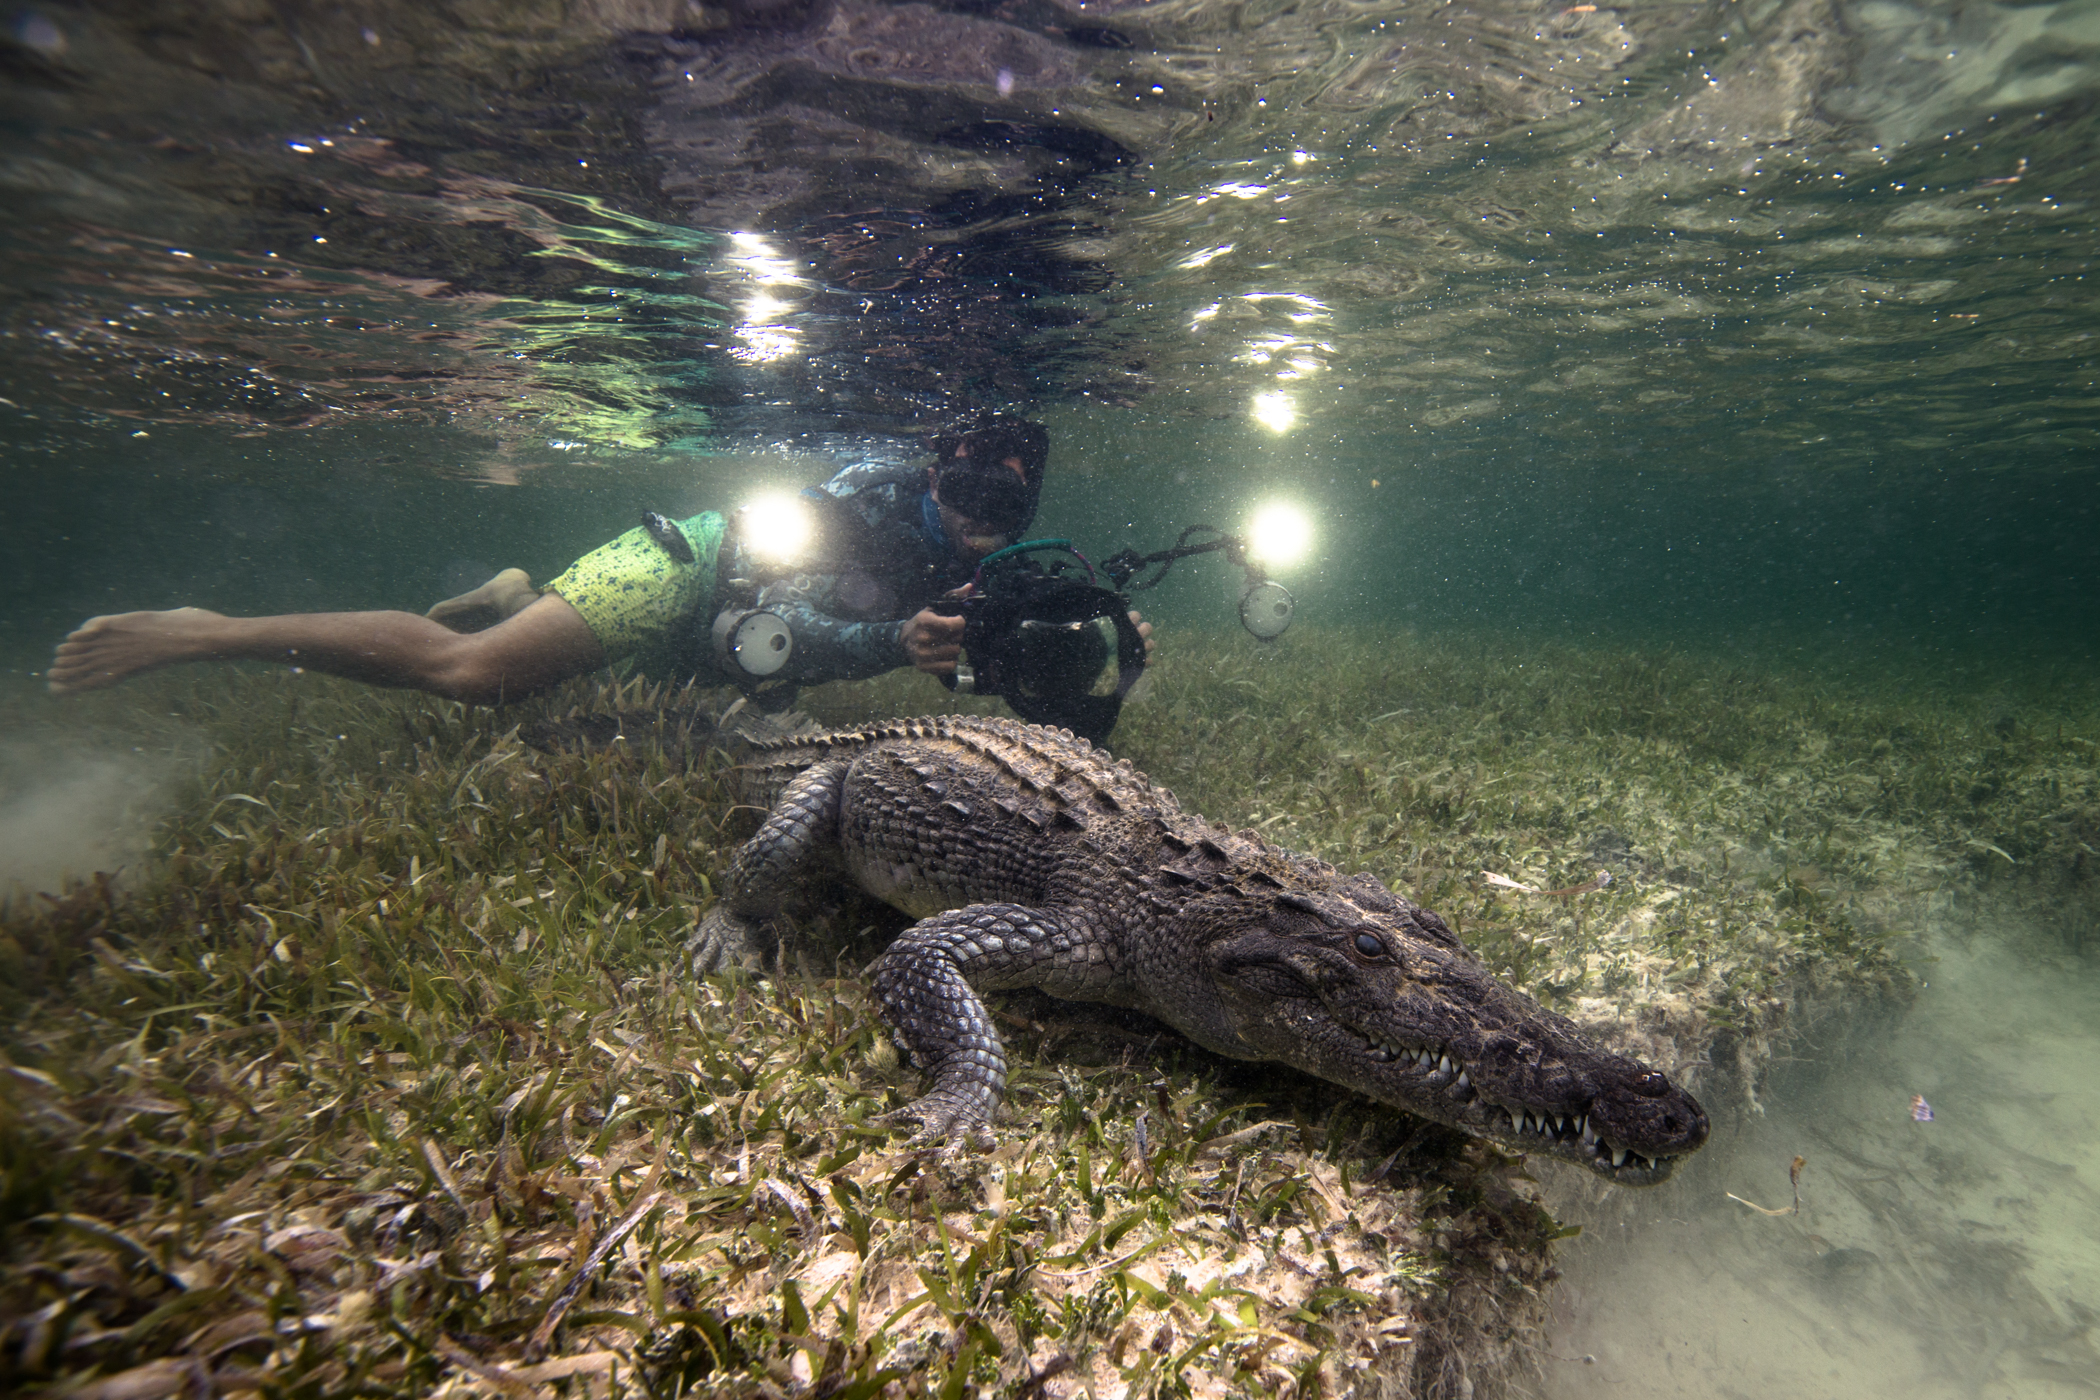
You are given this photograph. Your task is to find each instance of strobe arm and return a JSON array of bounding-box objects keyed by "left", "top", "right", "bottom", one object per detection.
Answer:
[{"left": 1100, "top": 526, "right": 1259, "bottom": 591}]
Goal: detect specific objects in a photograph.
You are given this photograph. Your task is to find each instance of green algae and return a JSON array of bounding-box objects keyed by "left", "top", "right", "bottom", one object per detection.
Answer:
[{"left": 1, "top": 630, "right": 2093, "bottom": 1397}]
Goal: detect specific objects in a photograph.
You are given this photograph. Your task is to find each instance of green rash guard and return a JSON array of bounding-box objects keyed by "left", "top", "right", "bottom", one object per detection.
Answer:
[{"left": 543, "top": 512, "right": 726, "bottom": 679}]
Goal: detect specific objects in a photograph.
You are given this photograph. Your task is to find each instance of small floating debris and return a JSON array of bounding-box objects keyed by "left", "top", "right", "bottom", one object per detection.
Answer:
[
  {"left": 1911, "top": 1094, "right": 1934, "bottom": 1122},
  {"left": 1976, "top": 156, "right": 2028, "bottom": 188},
  {"left": 1482, "top": 869, "right": 1611, "bottom": 898},
  {"left": 1727, "top": 1154, "right": 1806, "bottom": 1216}
]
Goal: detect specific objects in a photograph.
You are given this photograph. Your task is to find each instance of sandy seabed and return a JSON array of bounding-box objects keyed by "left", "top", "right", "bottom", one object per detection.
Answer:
[{"left": 1544, "top": 912, "right": 2100, "bottom": 1400}]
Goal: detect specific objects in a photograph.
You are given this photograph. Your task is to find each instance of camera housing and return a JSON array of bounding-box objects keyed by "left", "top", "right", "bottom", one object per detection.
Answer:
[{"left": 941, "top": 562, "right": 1147, "bottom": 743}]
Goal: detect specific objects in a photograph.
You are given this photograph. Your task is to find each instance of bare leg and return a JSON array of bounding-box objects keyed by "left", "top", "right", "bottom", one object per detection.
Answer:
[
  {"left": 47, "top": 607, "right": 240, "bottom": 693},
  {"left": 427, "top": 568, "right": 541, "bottom": 634},
  {"left": 48, "top": 594, "right": 605, "bottom": 706}
]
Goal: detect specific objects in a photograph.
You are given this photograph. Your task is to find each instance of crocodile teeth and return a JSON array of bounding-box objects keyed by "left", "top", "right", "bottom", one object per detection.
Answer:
[
  {"left": 1481, "top": 1105, "right": 1603, "bottom": 1141},
  {"left": 1611, "top": 1146, "right": 1628, "bottom": 1168},
  {"left": 1359, "top": 1036, "right": 1482, "bottom": 1095}
]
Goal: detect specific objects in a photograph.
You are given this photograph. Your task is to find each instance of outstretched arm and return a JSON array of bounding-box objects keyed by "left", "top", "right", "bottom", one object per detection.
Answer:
[
  {"left": 48, "top": 593, "right": 606, "bottom": 705},
  {"left": 897, "top": 607, "right": 1155, "bottom": 676}
]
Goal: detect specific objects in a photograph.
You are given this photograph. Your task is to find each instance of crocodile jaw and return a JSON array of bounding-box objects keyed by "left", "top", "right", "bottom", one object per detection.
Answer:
[
  {"left": 1203, "top": 910, "right": 1710, "bottom": 1186},
  {"left": 1334, "top": 1025, "right": 1705, "bottom": 1185},
  {"left": 1227, "top": 986, "right": 1708, "bottom": 1184}
]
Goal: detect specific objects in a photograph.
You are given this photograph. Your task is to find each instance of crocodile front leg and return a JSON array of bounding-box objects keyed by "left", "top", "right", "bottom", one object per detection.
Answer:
[
  {"left": 870, "top": 902, "right": 1116, "bottom": 1145},
  {"left": 688, "top": 759, "right": 850, "bottom": 973}
]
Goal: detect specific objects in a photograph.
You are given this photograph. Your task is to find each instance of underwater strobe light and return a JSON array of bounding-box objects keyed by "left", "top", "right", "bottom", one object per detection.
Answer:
[
  {"left": 712, "top": 608, "right": 794, "bottom": 677},
  {"left": 701, "top": 491, "right": 822, "bottom": 679},
  {"left": 738, "top": 491, "right": 815, "bottom": 568},
  {"left": 1243, "top": 500, "right": 1312, "bottom": 571},
  {"left": 1231, "top": 501, "right": 1307, "bottom": 641},
  {"left": 1239, "top": 578, "right": 1295, "bottom": 640},
  {"left": 1101, "top": 509, "right": 1304, "bottom": 644}
]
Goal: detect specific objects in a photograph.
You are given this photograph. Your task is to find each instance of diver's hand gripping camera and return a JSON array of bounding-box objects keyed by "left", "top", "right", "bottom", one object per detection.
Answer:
[
  {"left": 936, "top": 551, "right": 1145, "bottom": 744},
  {"left": 938, "top": 529, "right": 1295, "bottom": 743}
]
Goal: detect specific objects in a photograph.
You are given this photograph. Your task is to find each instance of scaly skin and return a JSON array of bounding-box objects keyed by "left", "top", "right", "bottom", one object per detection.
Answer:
[{"left": 691, "top": 716, "right": 1709, "bottom": 1184}]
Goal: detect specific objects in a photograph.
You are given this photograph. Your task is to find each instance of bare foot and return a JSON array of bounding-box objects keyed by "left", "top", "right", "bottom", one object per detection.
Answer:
[
  {"left": 426, "top": 568, "right": 540, "bottom": 634},
  {"left": 48, "top": 608, "right": 231, "bottom": 694}
]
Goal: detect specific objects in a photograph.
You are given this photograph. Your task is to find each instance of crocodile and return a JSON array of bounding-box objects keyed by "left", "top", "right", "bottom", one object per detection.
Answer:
[{"left": 689, "top": 715, "right": 1709, "bottom": 1185}]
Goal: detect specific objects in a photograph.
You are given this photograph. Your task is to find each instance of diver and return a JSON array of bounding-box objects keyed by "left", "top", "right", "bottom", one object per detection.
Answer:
[{"left": 45, "top": 414, "right": 1153, "bottom": 716}]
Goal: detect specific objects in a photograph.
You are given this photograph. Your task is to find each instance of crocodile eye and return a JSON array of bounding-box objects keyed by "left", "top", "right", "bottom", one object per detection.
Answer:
[
  {"left": 1353, "top": 933, "right": 1386, "bottom": 959},
  {"left": 1632, "top": 1070, "right": 1671, "bottom": 1098}
]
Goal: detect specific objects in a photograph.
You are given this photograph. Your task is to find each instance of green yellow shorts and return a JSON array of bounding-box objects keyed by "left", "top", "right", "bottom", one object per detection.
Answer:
[{"left": 544, "top": 511, "right": 725, "bottom": 677}]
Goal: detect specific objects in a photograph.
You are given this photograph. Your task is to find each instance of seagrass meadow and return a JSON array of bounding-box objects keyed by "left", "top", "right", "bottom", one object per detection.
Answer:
[{"left": 3, "top": 628, "right": 2095, "bottom": 1399}]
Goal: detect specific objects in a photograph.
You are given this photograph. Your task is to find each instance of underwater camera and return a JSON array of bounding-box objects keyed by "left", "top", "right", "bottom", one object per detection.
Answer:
[
  {"left": 940, "top": 528, "right": 1296, "bottom": 743},
  {"left": 938, "top": 544, "right": 1146, "bottom": 744}
]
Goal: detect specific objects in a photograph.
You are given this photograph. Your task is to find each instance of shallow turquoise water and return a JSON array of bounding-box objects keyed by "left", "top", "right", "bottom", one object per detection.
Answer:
[{"left": 3, "top": 2, "right": 2097, "bottom": 1394}]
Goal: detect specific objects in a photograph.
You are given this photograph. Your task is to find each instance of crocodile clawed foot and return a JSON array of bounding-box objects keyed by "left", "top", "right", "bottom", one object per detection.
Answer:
[
  {"left": 686, "top": 906, "right": 770, "bottom": 976},
  {"left": 881, "top": 1091, "right": 996, "bottom": 1154}
]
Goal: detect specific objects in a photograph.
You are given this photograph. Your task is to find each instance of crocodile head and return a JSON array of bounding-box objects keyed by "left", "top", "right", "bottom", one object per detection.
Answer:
[{"left": 1190, "top": 869, "right": 1709, "bottom": 1185}]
